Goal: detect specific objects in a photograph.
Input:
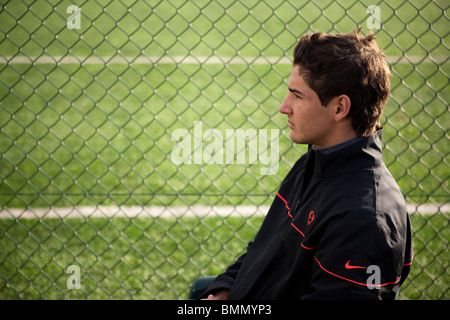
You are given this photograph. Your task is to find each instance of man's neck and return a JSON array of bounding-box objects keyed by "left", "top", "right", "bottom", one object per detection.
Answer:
[
  {"left": 313, "top": 128, "right": 359, "bottom": 150},
  {"left": 313, "top": 135, "right": 362, "bottom": 155}
]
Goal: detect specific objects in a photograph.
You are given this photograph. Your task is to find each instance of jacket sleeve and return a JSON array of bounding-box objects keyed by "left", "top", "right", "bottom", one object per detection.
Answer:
[
  {"left": 301, "top": 211, "right": 411, "bottom": 300},
  {"left": 199, "top": 242, "right": 252, "bottom": 299}
]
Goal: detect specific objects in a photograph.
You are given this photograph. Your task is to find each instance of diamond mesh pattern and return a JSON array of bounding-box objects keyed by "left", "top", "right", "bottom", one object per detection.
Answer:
[{"left": 0, "top": 0, "right": 448, "bottom": 299}]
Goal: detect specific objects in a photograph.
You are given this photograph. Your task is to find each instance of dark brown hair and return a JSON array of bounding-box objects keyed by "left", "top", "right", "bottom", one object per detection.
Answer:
[{"left": 293, "top": 30, "right": 391, "bottom": 137}]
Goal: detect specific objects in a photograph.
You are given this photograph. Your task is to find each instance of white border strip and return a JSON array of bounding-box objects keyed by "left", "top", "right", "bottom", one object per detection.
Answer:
[
  {"left": 0, "top": 55, "right": 447, "bottom": 65},
  {"left": 0, "top": 203, "right": 448, "bottom": 219}
]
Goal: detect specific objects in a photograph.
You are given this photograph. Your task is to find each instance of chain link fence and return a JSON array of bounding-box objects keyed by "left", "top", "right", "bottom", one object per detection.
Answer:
[{"left": 0, "top": 0, "right": 448, "bottom": 299}]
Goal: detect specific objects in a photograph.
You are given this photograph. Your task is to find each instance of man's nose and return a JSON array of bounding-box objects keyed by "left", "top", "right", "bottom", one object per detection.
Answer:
[{"left": 279, "top": 96, "right": 292, "bottom": 115}]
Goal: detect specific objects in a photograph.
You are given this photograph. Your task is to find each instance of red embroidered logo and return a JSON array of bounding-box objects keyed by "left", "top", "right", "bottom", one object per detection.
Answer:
[
  {"left": 307, "top": 210, "right": 314, "bottom": 225},
  {"left": 345, "top": 260, "right": 367, "bottom": 270}
]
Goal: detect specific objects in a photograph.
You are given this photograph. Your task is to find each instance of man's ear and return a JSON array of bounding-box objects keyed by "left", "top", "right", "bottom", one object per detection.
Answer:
[{"left": 334, "top": 95, "right": 351, "bottom": 122}]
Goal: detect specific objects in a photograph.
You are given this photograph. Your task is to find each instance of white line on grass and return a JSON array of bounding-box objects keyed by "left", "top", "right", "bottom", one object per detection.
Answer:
[
  {"left": 0, "top": 53, "right": 447, "bottom": 219},
  {"left": 0, "top": 55, "right": 447, "bottom": 65},
  {"left": 0, "top": 203, "right": 448, "bottom": 219},
  {"left": 0, "top": 205, "right": 269, "bottom": 219}
]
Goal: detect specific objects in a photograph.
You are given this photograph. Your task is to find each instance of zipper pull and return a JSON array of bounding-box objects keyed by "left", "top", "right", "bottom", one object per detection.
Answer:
[{"left": 293, "top": 199, "right": 301, "bottom": 215}]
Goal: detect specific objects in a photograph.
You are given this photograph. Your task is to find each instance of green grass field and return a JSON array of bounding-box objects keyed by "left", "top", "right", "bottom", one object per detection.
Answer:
[
  {"left": 0, "top": 61, "right": 448, "bottom": 208},
  {"left": 0, "top": 0, "right": 448, "bottom": 299},
  {"left": 0, "top": 214, "right": 448, "bottom": 299},
  {"left": 1, "top": 0, "right": 448, "bottom": 208}
]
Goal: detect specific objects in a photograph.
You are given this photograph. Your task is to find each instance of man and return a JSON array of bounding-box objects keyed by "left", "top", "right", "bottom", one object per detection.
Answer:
[{"left": 201, "top": 30, "right": 413, "bottom": 300}]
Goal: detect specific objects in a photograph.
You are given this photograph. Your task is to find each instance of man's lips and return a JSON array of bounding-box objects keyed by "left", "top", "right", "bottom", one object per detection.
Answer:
[{"left": 288, "top": 120, "right": 294, "bottom": 129}]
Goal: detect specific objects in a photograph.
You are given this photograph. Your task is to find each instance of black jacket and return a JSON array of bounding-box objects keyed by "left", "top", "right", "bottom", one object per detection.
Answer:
[{"left": 203, "top": 130, "right": 413, "bottom": 300}]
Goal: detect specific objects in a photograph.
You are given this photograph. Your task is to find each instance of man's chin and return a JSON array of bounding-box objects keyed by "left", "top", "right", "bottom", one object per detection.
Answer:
[{"left": 290, "top": 133, "right": 305, "bottom": 145}]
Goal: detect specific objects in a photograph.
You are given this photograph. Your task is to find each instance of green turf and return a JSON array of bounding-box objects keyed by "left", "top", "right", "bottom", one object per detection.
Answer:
[
  {"left": 0, "top": 214, "right": 447, "bottom": 300},
  {"left": 1, "top": 0, "right": 448, "bottom": 207},
  {"left": 0, "top": 0, "right": 448, "bottom": 58},
  {"left": 0, "top": 0, "right": 448, "bottom": 300},
  {"left": 0, "top": 61, "right": 448, "bottom": 207}
]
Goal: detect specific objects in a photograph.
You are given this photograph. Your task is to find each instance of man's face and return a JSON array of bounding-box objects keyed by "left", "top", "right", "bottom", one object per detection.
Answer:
[{"left": 279, "top": 65, "right": 336, "bottom": 148}]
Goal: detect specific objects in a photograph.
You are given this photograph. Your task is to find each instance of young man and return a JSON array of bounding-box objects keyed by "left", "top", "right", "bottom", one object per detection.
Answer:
[{"left": 201, "top": 31, "right": 413, "bottom": 300}]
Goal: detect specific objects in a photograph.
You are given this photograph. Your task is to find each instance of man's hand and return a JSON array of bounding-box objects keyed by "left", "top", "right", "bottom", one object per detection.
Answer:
[{"left": 201, "top": 290, "right": 230, "bottom": 300}]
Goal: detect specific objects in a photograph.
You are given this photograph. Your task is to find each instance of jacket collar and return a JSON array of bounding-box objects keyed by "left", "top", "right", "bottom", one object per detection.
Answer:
[{"left": 307, "top": 129, "right": 384, "bottom": 179}]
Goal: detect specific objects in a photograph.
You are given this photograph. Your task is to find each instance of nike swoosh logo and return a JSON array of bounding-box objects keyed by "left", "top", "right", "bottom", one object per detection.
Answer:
[{"left": 345, "top": 260, "right": 367, "bottom": 270}]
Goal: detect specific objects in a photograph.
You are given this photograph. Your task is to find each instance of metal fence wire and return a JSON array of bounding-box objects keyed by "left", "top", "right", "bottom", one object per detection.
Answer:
[{"left": 0, "top": 0, "right": 448, "bottom": 300}]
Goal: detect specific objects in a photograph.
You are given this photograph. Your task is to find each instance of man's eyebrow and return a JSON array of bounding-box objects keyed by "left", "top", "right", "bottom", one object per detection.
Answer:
[{"left": 288, "top": 87, "right": 303, "bottom": 95}]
